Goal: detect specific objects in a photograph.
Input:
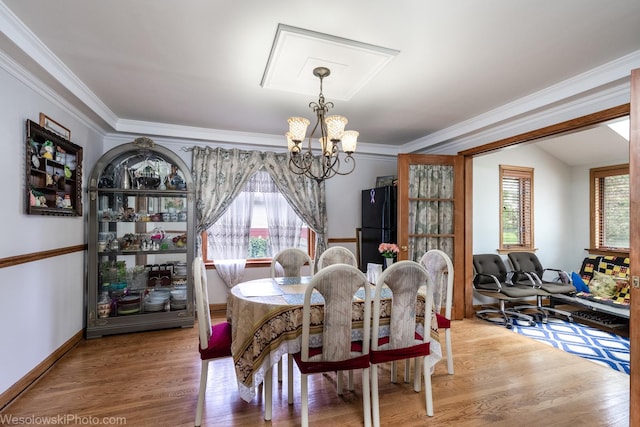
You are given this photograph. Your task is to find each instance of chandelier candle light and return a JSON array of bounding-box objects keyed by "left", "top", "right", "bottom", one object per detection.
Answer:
[{"left": 286, "top": 67, "right": 358, "bottom": 182}]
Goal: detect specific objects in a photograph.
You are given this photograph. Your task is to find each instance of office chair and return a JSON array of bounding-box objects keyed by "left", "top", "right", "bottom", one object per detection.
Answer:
[
  {"left": 472, "top": 254, "right": 539, "bottom": 328},
  {"left": 508, "top": 252, "right": 575, "bottom": 322}
]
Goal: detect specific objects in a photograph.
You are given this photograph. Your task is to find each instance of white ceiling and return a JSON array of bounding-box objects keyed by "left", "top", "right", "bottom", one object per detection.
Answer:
[
  {"left": 535, "top": 119, "right": 629, "bottom": 166},
  {"left": 1, "top": 1, "right": 639, "bottom": 159}
]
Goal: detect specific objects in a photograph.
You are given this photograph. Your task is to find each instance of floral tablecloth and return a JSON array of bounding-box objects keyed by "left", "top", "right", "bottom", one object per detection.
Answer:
[{"left": 227, "top": 277, "right": 441, "bottom": 402}]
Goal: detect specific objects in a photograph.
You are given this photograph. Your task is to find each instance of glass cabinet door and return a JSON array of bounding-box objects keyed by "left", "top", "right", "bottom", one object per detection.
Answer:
[
  {"left": 87, "top": 138, "right": 194, "bottom": 338},
  {"left": 96, "top": 193, "right": 189, "bottom": 316}
]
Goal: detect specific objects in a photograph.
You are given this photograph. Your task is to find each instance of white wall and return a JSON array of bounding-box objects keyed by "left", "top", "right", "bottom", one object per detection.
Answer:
[
  {"left": 0, "top": 64, "right": 103, "bottom": 394},
  {"left": 474, "top": 143, "right": 574, "bottom": 268},
  {"left": 472, "top": 143, "right": 573, "bottom": 303}
]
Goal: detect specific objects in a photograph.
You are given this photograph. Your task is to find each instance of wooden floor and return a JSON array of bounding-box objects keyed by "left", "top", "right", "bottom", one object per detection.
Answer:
[{"left": 1, "top": 314, "right": 630, "bottom": 427}]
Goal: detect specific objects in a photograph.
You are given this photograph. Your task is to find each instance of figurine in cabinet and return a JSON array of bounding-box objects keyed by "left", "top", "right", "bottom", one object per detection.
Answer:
[
  {"left": 165, "top": 164, "right": 186, "bottom": 190},
  {"left": 56, "top": 146, "right": 66, "bottom": 163},
  {"left": 30, "top": 190, "right": 47, "bottom": 207},
  {"left": 40, "top": 140, "right": 54, "bottom": 159}
]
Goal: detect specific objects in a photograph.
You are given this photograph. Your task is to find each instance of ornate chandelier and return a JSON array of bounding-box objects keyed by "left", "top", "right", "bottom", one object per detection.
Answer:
[{"left": 286, "top": 67, "right": 358, "bottom": 182}]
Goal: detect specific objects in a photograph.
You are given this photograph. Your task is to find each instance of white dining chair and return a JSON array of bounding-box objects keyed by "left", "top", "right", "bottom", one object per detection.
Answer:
[
  {"left": 370, "top": 260, "right": 435, "bottom": 427},
  {"left": 270, "top": 247, "right": 314, "bottom": 404},
  {"left": 292, "top": 263, "right": 372, "bottom": 427},
  {"left": 316, "top": 246, "right": 358, "bottom": 272},
  {"left": 316, "top": 245, "right": 359, "bottom": 392},
  {"left": 193, "top": 257, "right": 233, "bottom": 426},
  {"left": 420, "top": 249, "right": 454, "bottom": 374}
]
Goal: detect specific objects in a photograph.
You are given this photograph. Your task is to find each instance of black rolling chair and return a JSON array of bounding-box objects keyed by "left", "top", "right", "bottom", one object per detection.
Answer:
[
  {"left": 472, "top": 254, "right": 539, "bottom": 328},
  {"left": 508, "top": 252, "right": 575, "bottom": 322}
]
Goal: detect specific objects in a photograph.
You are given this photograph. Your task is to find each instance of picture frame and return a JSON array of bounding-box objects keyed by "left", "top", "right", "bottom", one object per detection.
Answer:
[
  {"left": 161, "top": 197, "right": 185, "bottom": 212},
  {"left": 39, "top": 113, "right": 71, "bottom": 141},
  {"left": 375, "top": 175, "right": 397, "bottom": 187}
]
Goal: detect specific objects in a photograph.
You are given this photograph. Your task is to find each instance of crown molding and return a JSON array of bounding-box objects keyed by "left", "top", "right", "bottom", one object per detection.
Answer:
[
  {"left": 103, "top": 131, "right": 396, "bottom": 163},
  {"left": 0, "top": 1, "right": 117, "bottom": 129},
  {"left": 416, "top": 79, "right": 631, "bottom": 155},
  {"left": 402, "top": 49, "right": 640, "bottom": 154},
  {"left": 0, "top": 46, "right": 107, "bottom": 138}
]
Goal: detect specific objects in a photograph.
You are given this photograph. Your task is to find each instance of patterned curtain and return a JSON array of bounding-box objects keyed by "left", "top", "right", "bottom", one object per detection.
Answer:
[
  {"left": 191, "top": 146, "right": 263, "bottom": 235},
  {"left": 263, "top": 152, "right": 328, "bottom": 265},
  {"left": 207, "top": 192, "right": 253, "bottom": 288},
  {"left": 408, "top": 164, "right": 454, "bottom": 261},
  {"left": 192, "top": 148, "right": 327, "bottom": 282},
  {"left": 257, "top": 171, "right": 304, "bottom": 255},
  {"left": 191, "top": 147, "right": 263, "bottom": 288}
]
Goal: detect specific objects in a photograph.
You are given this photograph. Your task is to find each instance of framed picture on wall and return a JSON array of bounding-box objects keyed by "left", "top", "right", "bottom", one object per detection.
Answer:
[
  {"left": 39, "top": 113, "right": 71, "bottom": 140},
  {"left": 375, "top": 175, "right": 397, "bottom": 187}
]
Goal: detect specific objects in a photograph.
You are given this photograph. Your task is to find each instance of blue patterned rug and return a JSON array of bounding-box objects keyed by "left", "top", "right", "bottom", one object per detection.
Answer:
[{"left": 511, "top": 318, "right": 630, "bottom": 374}]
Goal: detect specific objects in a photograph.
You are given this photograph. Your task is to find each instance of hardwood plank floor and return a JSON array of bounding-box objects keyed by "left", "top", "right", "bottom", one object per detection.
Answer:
[{"left": 1, "top": 315, "right": 629, "bottom": 426}]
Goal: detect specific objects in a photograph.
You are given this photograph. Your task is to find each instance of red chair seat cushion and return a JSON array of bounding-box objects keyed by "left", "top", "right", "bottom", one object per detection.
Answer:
[
  {"left": 199, "top": 321, "right": 232, "bottom": 360},
  {"left": 436, "top": 313, "right": 450, "bottom": 329},
  {"left": 370, "top": 342, "right": 431, "bottom": 364},
  {"left": 293, "top": 342, "right": 369, "bottom": 374}
]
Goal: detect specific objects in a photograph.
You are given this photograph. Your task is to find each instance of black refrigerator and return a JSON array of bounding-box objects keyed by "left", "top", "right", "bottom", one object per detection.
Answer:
[{"left": 359, "top": 186, "right": 397, "bottom": 272}]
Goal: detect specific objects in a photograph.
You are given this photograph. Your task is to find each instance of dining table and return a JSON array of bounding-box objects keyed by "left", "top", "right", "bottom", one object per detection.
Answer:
[{"left": 227, "top": 276, "right": 442, "bottom": 404}]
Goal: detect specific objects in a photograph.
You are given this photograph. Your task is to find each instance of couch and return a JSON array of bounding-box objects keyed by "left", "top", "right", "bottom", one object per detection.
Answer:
[{"left": 551, "top": 255, "right": 630, "bottom": 319}]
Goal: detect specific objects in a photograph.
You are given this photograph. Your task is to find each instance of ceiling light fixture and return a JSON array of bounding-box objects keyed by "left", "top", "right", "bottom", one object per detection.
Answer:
[{"left": 286, "top": 67, "right": 358, "bottom": 183}]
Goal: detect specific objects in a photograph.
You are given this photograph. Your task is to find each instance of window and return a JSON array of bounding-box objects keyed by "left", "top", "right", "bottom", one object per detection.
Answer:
[
  {"left": 499, "top": 165, "right": 534, "bottom": 251},
  {"left": 590, "top": 164, "right": 629, "bottom": 253},
  {"left": 202, "top": 170, "right": 313, "bottom": 265}
]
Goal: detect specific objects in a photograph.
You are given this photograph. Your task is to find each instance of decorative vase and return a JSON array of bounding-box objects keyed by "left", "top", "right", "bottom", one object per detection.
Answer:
[
  {"left": 384, "top": 257, "right": 394, "bottom": 269},
  {"left": 97, "top": 291, "right": 111, "bottom": 318}
]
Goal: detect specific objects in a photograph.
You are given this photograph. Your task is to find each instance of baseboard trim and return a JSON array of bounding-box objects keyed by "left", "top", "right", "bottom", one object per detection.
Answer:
[
  {"left": 0, "top": 330, "right": 83, "bottom": 410},
  {"left": 210, "top": 303, "right": 226, "bottom": 317}
]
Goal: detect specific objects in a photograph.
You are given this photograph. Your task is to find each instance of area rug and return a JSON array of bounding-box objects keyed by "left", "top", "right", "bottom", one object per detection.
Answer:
[{"left": 511, "top": 318, "right": 630, "bottom": 374}]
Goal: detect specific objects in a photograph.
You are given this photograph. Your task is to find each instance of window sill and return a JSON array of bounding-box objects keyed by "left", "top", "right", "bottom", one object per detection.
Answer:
[
  {"left": 497, "top": 247, "right": 537, "bottom": 254},
  {"left": 586, "top": 248, "right": 630, "bottom": 257},
  {"left": 203, "top": 259, "right": 272, "bottom": 269}
]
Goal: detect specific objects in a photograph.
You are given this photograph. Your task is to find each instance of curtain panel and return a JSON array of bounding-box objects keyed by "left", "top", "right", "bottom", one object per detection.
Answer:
[
  {"left": 191, "top": 147, "right": 327, "bottom": 268},
  {"left": 407, "top": 164, "right": 454, "bottom": 261},
  {"left": 207, "top": 191, "right": 254, "bottom": 287},
  {"left": 263, "top": 152, "right": 328, "bottom": 265},
  {"left": 191, "top": 146, "right": 263, "bottom": 233}
]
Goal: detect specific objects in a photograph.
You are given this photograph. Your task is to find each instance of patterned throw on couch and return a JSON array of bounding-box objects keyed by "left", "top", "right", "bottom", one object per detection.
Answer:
[{"left": 575, "top": 256, "right": 631, "bottom": 307}]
